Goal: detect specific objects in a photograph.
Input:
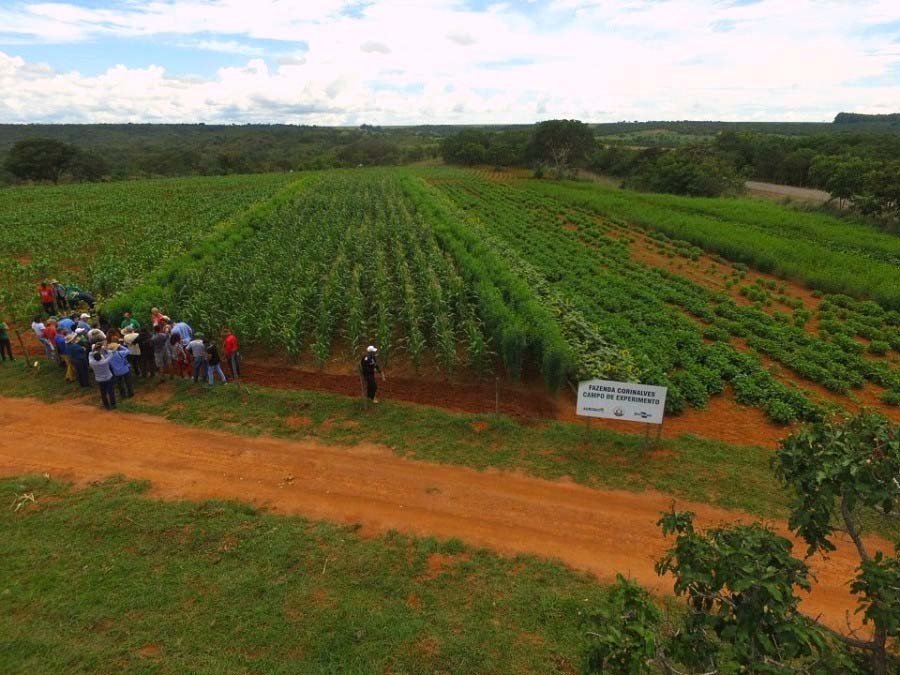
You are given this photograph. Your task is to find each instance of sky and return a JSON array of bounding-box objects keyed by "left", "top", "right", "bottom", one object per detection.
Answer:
[{"left": 0, "top": 0, "right": 898, "bottom": 125}]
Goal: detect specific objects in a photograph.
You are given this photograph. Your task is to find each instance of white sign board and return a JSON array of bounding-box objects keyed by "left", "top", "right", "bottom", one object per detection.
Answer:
[{"left": 576, "top": 379, "right": 667, "bottom": 425}]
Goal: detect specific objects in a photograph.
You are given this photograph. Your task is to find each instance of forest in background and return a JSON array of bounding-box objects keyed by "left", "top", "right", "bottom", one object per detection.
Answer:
[{"left": 2, "top": 113, "right": 899, "bottom": 227}]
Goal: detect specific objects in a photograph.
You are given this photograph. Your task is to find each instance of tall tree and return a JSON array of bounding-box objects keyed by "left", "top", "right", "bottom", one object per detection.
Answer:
[
  {"left": 3, "top": 137, "right": 78, "bottom": 183},
  {"left": 774, "top": 411, "right": 900, "bottom": 675},
  {"left": 584, "top": 412, "right": 899, "bottom": 674},
  {"left": 530, "top": 119, "right": 595, "bottom": 178}
]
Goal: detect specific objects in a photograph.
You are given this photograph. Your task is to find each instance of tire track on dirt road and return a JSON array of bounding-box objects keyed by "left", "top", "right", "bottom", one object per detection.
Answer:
[{"left": 0, "top": 396, "right": 887, "bottom": 634}]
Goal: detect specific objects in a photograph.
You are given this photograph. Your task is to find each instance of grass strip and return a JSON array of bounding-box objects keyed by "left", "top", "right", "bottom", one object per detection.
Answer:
[{"left": 1, "top": 474, "right": 629, "bottom": 673}]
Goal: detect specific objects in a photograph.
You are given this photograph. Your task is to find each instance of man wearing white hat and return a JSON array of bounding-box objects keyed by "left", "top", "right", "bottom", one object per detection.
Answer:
[
  {"left": 76, "top": 313, "right": 92, "bottom": 334},
  {"left": 360, "top": 345, "right": 385, "bottom": 403}
]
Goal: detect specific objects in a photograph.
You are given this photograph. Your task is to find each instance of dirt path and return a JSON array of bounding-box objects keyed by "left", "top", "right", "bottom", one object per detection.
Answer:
[
  {"left": 1, "top": 396, "right": 888, "bottom": 634},
  {"left": 745, "top": 181, "right": 832, "bottom": 205}
]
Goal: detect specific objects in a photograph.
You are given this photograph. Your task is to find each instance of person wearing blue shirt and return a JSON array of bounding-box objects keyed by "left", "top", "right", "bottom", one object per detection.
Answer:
[
  {"left": 76, "top": 313, "right": 91, "bottom": 333},
  {"left": 171, "top": 321, "right": 193, "bottom": 346},
  {"left": 57, "top": 316, "right": 75, "bottom": 332},
  {"left": 88, "top": 346, "right": 116, "bottom": 410},
  {"left": 53, "top": 332, "right": 71, "bottom": 380},
  {"left": 108, "top": 341, "right": 134, "bottom": 399},
  {"left": 66, "top": 335, "right": 90, "bottom": 387}
]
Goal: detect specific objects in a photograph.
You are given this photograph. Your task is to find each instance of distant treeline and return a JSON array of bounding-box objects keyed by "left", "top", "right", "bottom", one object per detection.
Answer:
[
  {"left": 593, "top": 131, "right": 900, "bottom": 222},
  {"left": 0, "top": 124, "right": 443, "bottom": 183},
  {"left": 4, "top": 115, "right": 899, "bottom": 224},
  {"left": 441, "top": 125, "right": 746, "bottom": 198},
  {"left": 438, "top": 115, "right": 900, "bottom": 223},
  {"left": 592, "top": 112, "right": 900, "bottom": 137},
  {"left": 833, "top": 112, "right": 900, "bottom": 126}
]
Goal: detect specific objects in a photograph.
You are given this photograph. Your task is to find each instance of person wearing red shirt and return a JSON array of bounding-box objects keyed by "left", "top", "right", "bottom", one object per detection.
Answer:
[
  {"left": 222, "top": 328, "right": 241, "bottom": 379},
  {"left": 40, "top": 320, "right": 59, "bottom": 363},
  {"left": 38, "top": 282, "right": 56, "bottom": 314}
]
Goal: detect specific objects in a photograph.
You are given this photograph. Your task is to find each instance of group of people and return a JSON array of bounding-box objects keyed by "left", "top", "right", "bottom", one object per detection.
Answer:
[
  {"left": 28, "top": 304, "right": 242, "bottom": 411},
  {"left": 37, "top": 279, "right": 95, "bottom": 315},
  {"left": 5, "top": 279, "right": 390, "bottom": 408}
]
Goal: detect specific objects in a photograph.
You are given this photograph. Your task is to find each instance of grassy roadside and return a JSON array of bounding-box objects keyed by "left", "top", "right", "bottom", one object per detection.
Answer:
[
  {"left": 4, "top": 360, "right": 898, "bottom": 544},
  {"left": 1, "top": 475, "right": 623, "bottom": 673}
]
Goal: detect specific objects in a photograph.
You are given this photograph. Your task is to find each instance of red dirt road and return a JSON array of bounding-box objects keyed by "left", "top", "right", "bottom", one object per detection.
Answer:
[{"left": 0, "top": 396, "right": 887, "bottom": 634}]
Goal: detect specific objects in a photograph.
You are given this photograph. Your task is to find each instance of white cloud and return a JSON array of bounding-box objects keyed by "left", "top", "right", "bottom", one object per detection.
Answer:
[
  {"left": 446, "top": 30, "right": 477, "bottom": 46},
  {"left": 192, "top": 39, "right": 264, "bottom": 56},
  {"left": 360, "top": 41, "right": 391, "bottom": 54},
  {"left": 0, "top": 0, "right": 897, "bottom": 123}
]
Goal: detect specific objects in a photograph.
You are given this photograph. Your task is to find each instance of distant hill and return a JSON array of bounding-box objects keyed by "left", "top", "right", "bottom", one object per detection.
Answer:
[
  {"left": 834, "top": 112, "right": 900, "bottom": 126},
  {"left": 593, "top": 117, "right": 900, "bottom": 138},
  {"left": 0, "top": 123, "right": 444, "bottom": 178}
]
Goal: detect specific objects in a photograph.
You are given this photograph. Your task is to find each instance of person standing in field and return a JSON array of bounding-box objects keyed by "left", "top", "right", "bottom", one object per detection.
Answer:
[
  {"left": 122, "top": 326, "right": 142, "bottom": 377},
  {"left": 51, "top": 279, "right": 68, "bottom": 311},
  {"left": 204, "top": 338, "right": 227, "bottom": 386},
  {"left": 88, "top": 345, "right": 116, "bottom": 410},
  {"left": 151, "top": 325, "right": 172, "bottom": 378},
  {"left": 31, "top": 316, "right": 54, "bottom": 362},
  {"left": 137, "top": 326, "right": 156, "bottom": 378},
  {"left": 170, "top": 333, "right": 191, "bottom": 379},
  {"left": 38, "top": 281, "right": 56, "bottom": 315},
  {"left": 66, "top": 334, "right": 90, "bottom": 387},
  {"left": 150, "top": 307, "right": 170, "bottom": 328},
  {"left": 53, "top": 330, "right": 67, "bottom": 373},
  {"left": 42, "top": 318, "right": 58, "bottom": 342},
  {"left": 120, "top": 311, "right": 140, "bottom": 331},
  {"left": 87, "top": 325, "right": 106, "bottom": 349},
  {"left": 0, "top": 321, "right": 14, "bottom": 362},
  {"left": 171, "top": 319, "right": 193, "bottom": 346},
  {"left": 74, "top": 327, "right": 89, "bottom": 351},
  {"left": 222, "top": 328, "right": 241, "bottom": 379},
  {"left": 108, "top": 340, "right": 134, "bottom": 399},
  {"left": 187, "top": 333, "right": 208, "bottom": 383},
  {"left": 76, "top": 313, "right": 92, "bottom": 333},
  {"left": 360, "top": 345, "right": 385, "bottom": 403},
  {"left": 58, "top": 331, "right": 76, "bottom": 382},
  {"left": 57, "top": 314, "right": 75, "bottom": 333}
]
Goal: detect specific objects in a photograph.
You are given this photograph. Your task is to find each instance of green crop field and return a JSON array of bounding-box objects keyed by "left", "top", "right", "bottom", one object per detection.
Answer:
[
  {"left": 3, "top": 165, "right": 899, "bottom": 674},
  {"left": 528, "top": 179, "right": 900, "bottom": 307},
  {"left": 0, "top": 173, "right": 296, "bottom": 322},
  {"left": 4, "top": 167, "right": 899, "bottom": 422}
]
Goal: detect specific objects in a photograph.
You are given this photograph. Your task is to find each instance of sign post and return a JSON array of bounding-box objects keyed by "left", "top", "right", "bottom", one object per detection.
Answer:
[{"left": 576, "top": 379, "right": 668, "bottom": 447}]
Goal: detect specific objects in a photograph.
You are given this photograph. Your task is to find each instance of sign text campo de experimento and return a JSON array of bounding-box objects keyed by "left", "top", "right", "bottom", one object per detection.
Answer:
[{"left": 576, "top": 379, "right": 668, "bottom": 425}]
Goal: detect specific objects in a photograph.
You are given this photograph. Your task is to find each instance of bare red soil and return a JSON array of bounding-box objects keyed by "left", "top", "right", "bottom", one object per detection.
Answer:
[
  {"left": 0, "top": 395, "right": 886, "bottom": 634},
  {"left": 241, "top": 359, "right": 788, "bottom": 448}
]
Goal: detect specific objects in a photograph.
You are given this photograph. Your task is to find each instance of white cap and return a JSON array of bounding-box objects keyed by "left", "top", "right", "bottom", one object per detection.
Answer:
[
  {"left": 366, "top": 345, "right": 377, "bottom": 353},
  {"left": 80, "top": 313, "right": 90, "bottom": 319}
]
